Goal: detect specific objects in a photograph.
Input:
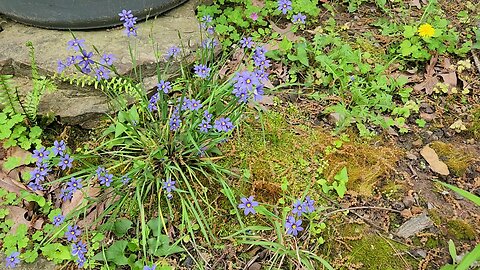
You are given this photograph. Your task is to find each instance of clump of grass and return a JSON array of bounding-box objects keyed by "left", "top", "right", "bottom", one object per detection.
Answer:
[{"left": 430, "top": 141, "right": 476, "bottom": 176}]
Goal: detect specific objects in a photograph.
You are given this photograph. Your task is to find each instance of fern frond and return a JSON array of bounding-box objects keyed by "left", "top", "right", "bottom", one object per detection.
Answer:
[{"left": 0, "top": 74, "right": 24, "bottom": 114}]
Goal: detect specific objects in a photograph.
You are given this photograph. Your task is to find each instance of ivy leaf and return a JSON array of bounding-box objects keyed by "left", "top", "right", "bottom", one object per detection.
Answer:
[
  {"left": 22, "top": 250, "right": 39, "bottom": 263},
  {"left": 29, "top": 126, "right": 42, "bottom": 139},
  {"left": 403, "top": 25, "right": 417, "bottom": 38}
]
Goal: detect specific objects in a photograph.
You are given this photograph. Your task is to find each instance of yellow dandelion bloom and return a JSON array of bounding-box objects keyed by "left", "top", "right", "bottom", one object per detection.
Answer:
[{"left": 418, "top": 23, "right": 435, "bottom": 38}]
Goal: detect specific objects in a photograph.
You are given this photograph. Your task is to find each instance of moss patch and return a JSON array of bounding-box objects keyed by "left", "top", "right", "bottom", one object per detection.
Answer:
[
  {"left": 222, "top": 108, "right": 401, "bottom": 200},
  {"left": 446, "top": 219, "right": 476, "bottom": 241},
  {"left": 430, "top": 141, "right": 476, "bottom": 176}
]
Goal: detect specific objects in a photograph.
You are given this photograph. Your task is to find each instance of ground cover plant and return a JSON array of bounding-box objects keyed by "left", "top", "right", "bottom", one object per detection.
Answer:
[{"left": 1, "top": 0, "right": 480, "bottom": 269}]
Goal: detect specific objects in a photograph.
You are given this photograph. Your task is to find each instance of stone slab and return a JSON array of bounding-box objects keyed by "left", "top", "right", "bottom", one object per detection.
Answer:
[{"left": 0, "top": 0, "right": 205, "bottom": 128}]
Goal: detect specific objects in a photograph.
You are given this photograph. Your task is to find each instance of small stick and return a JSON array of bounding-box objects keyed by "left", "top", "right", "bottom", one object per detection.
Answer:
[{"left": 472, "top": 50, "right": 480, "bottom": 74}]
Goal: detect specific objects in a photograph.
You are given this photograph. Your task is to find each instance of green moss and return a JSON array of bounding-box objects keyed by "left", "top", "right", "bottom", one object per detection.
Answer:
[
  {"left": 470, "top": 106, "right": 480, "bottom": 139},
  {"left": 346, "top": 234, "right": 414, "bottom": 269},
  {"left": 430, "top": 141, "right": 475, "bottom": 176},
  {"left": 446, "top": 219, "right": 476, "bottom": 241},
  {"left": 425, "top": 237, "right": 441, "bottom": 249},
  {"left": 427, "top": 209, "right": 442, "bottom": 226}
]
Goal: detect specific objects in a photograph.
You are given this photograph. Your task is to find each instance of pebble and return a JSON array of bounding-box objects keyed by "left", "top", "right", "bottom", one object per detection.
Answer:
[
  {"left": 392, "top": 201, "right": 405, "bottom": 211},
  {"left": 403, "top": 195, "right": 415, "bottom": 208},
  {"left": 412, "top": 139, "right": 423, "bottom": 148},
  {"left": 248, "top": 263, "right": 262, "bottom": 270},
  {"left": 406, "top": 152, "right": 418, "bottom": 160}
]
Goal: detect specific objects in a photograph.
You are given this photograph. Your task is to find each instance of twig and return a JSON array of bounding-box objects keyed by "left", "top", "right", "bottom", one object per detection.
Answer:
[
  {"left": 472, "top": 50, "right": 480, "bottom": 74},
  {"left": 320, "top": 206, "right": 401, "bottom": 223}
]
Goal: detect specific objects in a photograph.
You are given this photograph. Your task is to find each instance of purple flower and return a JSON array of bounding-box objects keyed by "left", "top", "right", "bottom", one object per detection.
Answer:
[
  {"left": 37, "top": 163, "right": 50, "bottom": 176},
  {"left": 292, "top": 199, "right": 307, "bottom": 216},
  {"left": 52, "top": 214, "right": 65, "bottom": 226},
  {"left": 169, "top": 115, "right": 181, "bottom": 131},
  {"left": 5, "top": 252, "right": 20, "bottom": 268},
  {"left": 254, "top": 58, "right": 271, "bottom": 69},
  {"left": 201, "top": 38, "right": 218, "bottom": 49},
  {"left": 292, "top": 13, "right": 306, "bottom": 24},
  {"left": 100, "top": 54, "right": 116, "bottom": 66},
  {"left": 30, "top": 168, "right": 45, "bottom": 182},
  {"left": 58, "top": 154, "right": 74, "bottom": 170},
  {"left": 60, "top": 188, "right": 74, "bottom": 201},
  {"left": 148, "top": 93, "right": 159, "bottom": 112},
  {"left": 238, "top": 196, "right": 259, "bottom": 216},
  {"left": 205, "top": 26, "right": 215, "bottom": 35},
  {"left": 233, "top": 71, "right": 259, "bottom": 92},
  {"left": 95, "top": 66, "right": 110, "bottom": 81},
  {"left": 67, "top": 38, "right": 85, "bottom": 51},
  {"left": 166, "top": 46, "right": 180, "bottom": 59},
  {"left": 157, "top": 80, "right": 171, "bottom": 94},
  {"left": 254, "top": 69, "right": 269, "bottom": 82},
  {"left": 143, "top": 265, "right": 156, "bottom": 270},
  {"left": 99, "top": 173, "right": 113, "bottom": 187},
  {"left": 203, "top": 110, "right": 212, "bottom": 121},
  {"left": 304, "top": 196, "right": 315, "bottom": 213},
  {"left": 77, "top": 50, "right": 94, "bottom": 68},
  {"left": 28, "top": 180, "right": 44, "bottom": 191},
  {"left": 254, "top": 46, "right": 268, "bottom": 61},
  {"left": 188, "top": 99, "right": 203, "bottom": 111},
  {"left": 57, "top": 60, "right": 67, "bottom": 73},
  {"left": 33, "top": 147, "right": 50, "bottom": 163},
  {"left": 199, "top": 119, "right": 212, "bottom": 133},
  {"left": 52, "top": 140, "right": 66, "bottom": 156},
  {"left": 72, "top": 241, "right": 87, "bottom": 256},
  {"left": 66, "top": 56, "right": 76, "bottom": 66},
  {"left": 250, "top": 12, "right": 258, "bottom": 21},
  {"left": 194, "top": 64, "right": 211, "bottom": 79},
  {"left": 81, "top": 65, "right": 92, "bottom": 74},
  {"left": 65, "top": 225, "right": 82, "bottom": 242},
  {"left": 119, "top": 9, "right": 133, "bottom": 21},
  {"left": 179, "top": 98, "right": 191, "bottom": 111},
  {"left": 76, "top": 254, "right": 86, "bottom": 268},
  {"left": 124, "top": 16, "right": 137, "bottom": 27},
  {"left": 162, "top": 179, "right": 176, "bottom": 193},
  {"left": 285, "top": 216, "right": 303, "bottom": 236},
  {"left": 121, "top": 175, "right": 131, "bottom": 184},
  {"left": 201, "top": 15, "right": 212, "bottom": 23},
  {"left": 240, "top": 37, "right": 254, "bottom": 49},
  {"left": 233, "top": 88, "right": 249, "bottom": 103},
  {"left": 124, "top": 24, "right": 138, "bottom": 37},
  {"left": 67, "top": 177, "right": 83, "bottom": 192},
  {"left": 252, "top": 84, "right": 264, "bottom": 101},
  {"left": 278, "top": 0, "right": 292, "bottom": 14},
  {"left": 96, "top": 166, "right": 106, "bottom": 177},
  {"left": 214, "top": 117, "right": 234, "bottom": 132}
]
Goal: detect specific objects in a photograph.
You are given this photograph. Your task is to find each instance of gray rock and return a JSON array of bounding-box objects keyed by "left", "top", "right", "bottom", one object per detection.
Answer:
[
  {"left": 396, "top": 212, "right": 433, "bottom": 238},
  {"left": 0, "top": 0, "right": 203, "bottom": 127},
  {"left": 0, "top": 255, "right": 56, "bottom": 270}
]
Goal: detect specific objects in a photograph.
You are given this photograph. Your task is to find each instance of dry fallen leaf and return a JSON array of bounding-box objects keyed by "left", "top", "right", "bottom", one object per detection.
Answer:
[
  {"left": 439, "top": 72, "right": 457, "bottom": 87},
  {"left": 0, "top": 170, "right": 29, "bottom": 195},
  {"left": 414, "top": 55, "right": 439, "bottom": 95},
  {"left": 6, "top": 206, "right": 29, "bottom": 233},
  {"left": 269, "top": 21, "right": 299, "bottom": 42},
  {"left": 251, "top": 0, "right": 265, "bottom": 8},
  {"left": 62, "top": 185, "right": 101, "bottom": 216},
  {"left": 420, "top": 144, "right": 449, "bottom": 176},
  {"left": 410, "top": 0, "right": 421, "bottom": 9}
]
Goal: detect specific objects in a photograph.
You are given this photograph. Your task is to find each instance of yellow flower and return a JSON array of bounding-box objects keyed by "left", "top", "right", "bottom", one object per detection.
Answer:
[{"left": 418, "top": 23, "right": 435, "bottom": 38}]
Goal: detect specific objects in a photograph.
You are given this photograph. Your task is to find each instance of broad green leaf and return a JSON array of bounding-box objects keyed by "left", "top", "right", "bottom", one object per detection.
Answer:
[
  {"left": 104, "top": 240, "right": 129, "bottom": 265},
  {"left": 115, "top": 122, "right": 127, "bottom": 138},
  {"left": 403, "top": 25, "right": 417, "bottom": 38},
  {"left": 147, "top": 217, "right": 166, "bottom": 237},
  {"left": 448, "top": 239, "right": 457, "bottom": 264},
  {"left": 3, "top": 156, "right": 22, "bottom": 170},
  {"left": 113, "top": 218, "right": 133, "bottom": 237}
]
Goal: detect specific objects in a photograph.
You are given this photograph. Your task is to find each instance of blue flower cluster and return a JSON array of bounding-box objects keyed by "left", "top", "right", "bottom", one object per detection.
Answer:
[
  {"left": 162, "top": 178, "right": 176, "bottom": 199},
  {"left": 65, "top": 225, "right": 87, "bottom": 267},
  {"left": 230, "top": 44, "right": 271, "bottom": 103},
  {"left": 285, "top": 196, "right": 315, "bottom": 236},
  {"left": 96, "top": 166, "right": 114, "bottom": 187},
  {"left": 28, "top": 140, "right": 75, "bottom": 193},
  {"left": 57, "top": 38, "right": 115, "bottom": 81},
  {"left": 119, "top": 9, "right": 137, "bottom": 37}
]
